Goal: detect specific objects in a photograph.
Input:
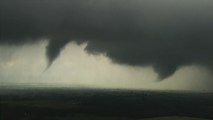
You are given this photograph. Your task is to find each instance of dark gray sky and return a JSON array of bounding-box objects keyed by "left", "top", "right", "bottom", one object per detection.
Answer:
[{"left": 0, "top": 0, "right": 213, "bottom": 91}]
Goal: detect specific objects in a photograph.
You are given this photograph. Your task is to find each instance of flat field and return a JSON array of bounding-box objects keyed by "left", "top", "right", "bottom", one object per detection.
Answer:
[{"left": 0, "top": 88, "right": 212, "bottom": 120}]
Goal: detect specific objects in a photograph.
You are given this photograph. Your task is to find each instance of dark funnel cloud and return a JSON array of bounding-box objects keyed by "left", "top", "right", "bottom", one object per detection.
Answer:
[{"left": 1, "top": 0, "right": 213, "bottom": 79}]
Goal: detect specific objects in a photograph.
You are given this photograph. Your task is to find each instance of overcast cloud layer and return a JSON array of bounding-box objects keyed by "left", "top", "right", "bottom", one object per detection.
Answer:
[{"left": 1, "top": 0, "right": 213, "bottom": 79}]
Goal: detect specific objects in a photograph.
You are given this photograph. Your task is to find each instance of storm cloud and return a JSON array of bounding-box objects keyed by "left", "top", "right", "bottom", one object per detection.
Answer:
[{"left": 1, "top": 0, "right": 213, "bottom": 79}]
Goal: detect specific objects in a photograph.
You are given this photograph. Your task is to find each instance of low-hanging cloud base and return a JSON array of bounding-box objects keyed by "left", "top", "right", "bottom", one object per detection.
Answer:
[
  {"left": 1, "top": 42, "right": 213, "bottom": 91},
  {"left": 1, "top": 0, "right": 213, "bottom": 79}
]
